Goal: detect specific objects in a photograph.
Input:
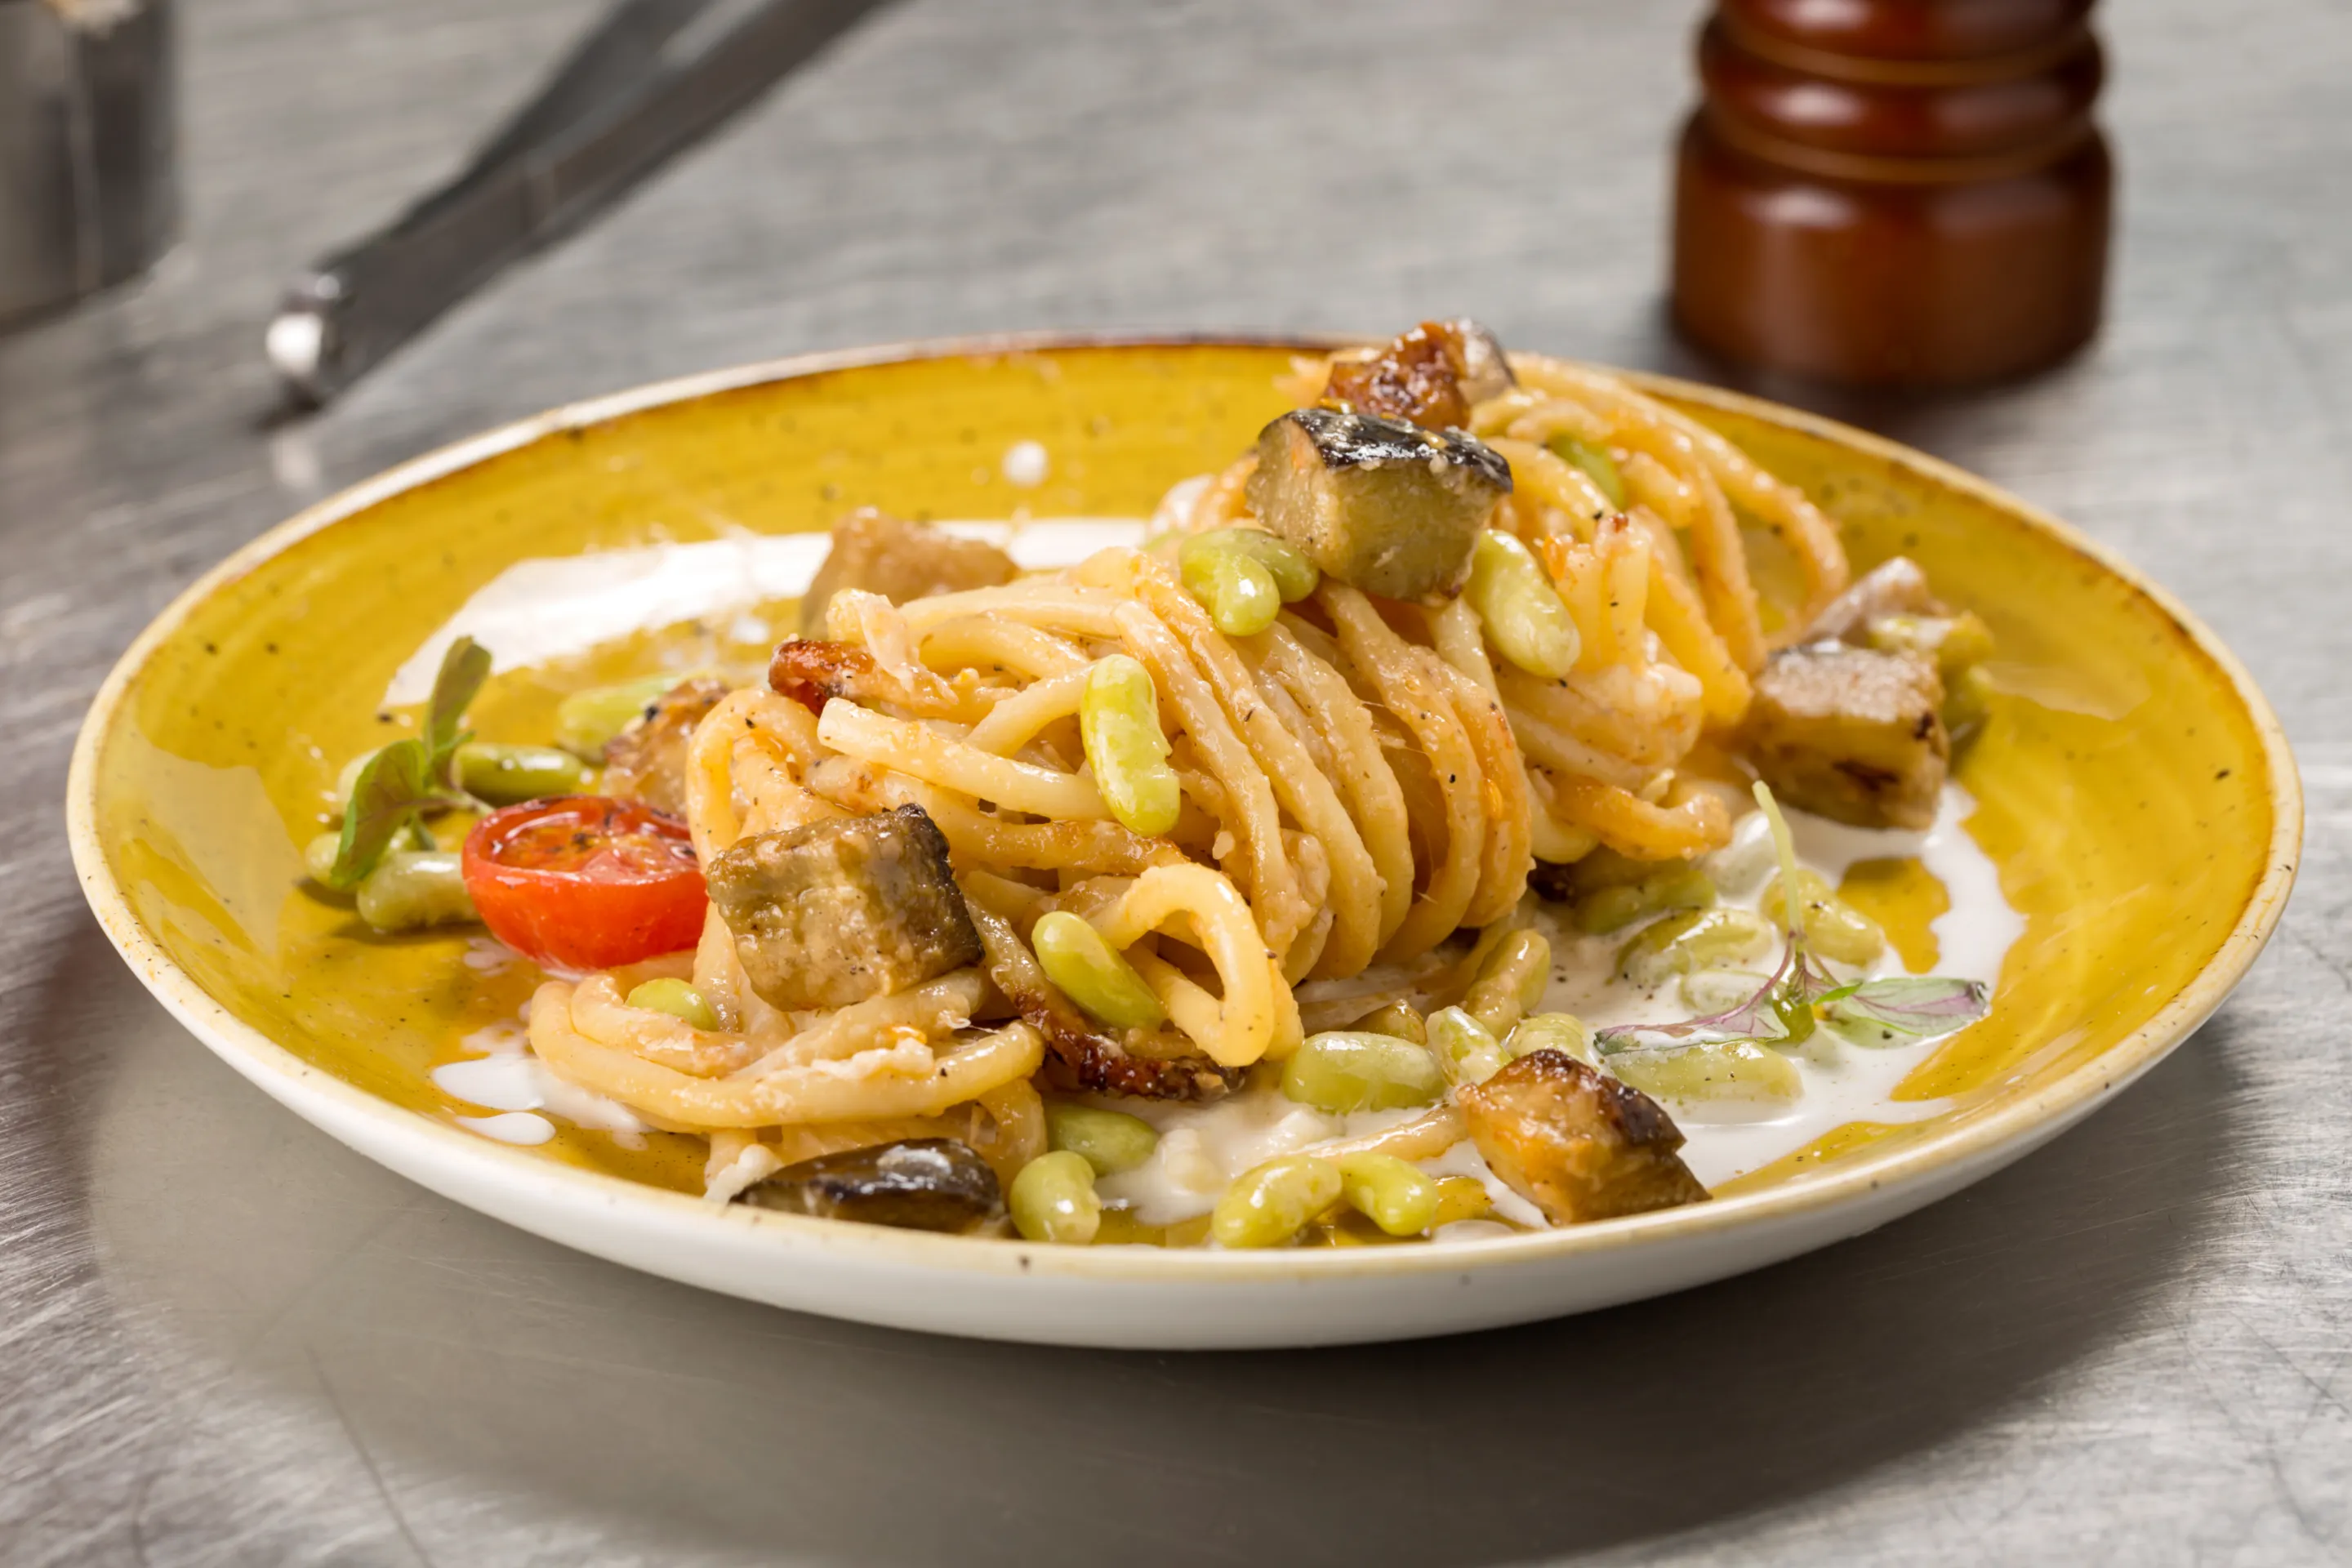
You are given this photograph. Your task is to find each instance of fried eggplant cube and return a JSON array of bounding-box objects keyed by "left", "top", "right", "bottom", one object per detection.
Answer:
[
  {"left": 705, "top": 804, "right": 983, "bottom": 1012},
  {"left": 1803, "top": 555, "right": 1941, "bottom": 643},
  {"left": 1325, "top": 318, "right": 1517, "bottom": 429},
  {"left": 1459, "top": 1049, "right": 1710, "bottom": 1223},
  {"left": 799, "top": 508, "right": 1018, "bottom": 636},
  {"left": 600, "top": 676, "right": 728, "bottom": 816},
  {"left": 1746, "top": 644, "right": 1949, "bottom": 831},
  {"left": 738, "top": 1138, "right": 1004, "bottom": 1232},
  {"left": 1245, "top": 408, "right": 1511, "bottom": 602}
]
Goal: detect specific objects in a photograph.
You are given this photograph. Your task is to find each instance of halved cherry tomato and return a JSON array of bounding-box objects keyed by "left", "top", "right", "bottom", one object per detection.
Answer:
[{"left": 461, "top": 796, "right": 706, "bottom": 971}]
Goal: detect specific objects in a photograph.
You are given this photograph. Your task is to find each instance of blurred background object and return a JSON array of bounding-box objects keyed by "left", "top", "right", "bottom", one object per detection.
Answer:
[
  {"left": 267, "top": 0, "right": 890, "bottom": 406},
  {"left": 1673, "top": 0, "right": 2110, "bottom": 386},
  {"left": 0, "top": 0, "right": 177, "bottom": 330}
]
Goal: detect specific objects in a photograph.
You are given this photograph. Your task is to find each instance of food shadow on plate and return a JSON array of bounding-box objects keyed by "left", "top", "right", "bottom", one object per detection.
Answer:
[{"left": 56, "top": 914, "right": 2243, "bottom": 1567}]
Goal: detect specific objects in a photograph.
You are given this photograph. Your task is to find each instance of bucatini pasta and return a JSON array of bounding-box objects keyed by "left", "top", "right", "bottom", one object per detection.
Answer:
[{"left": 315, "top": 322, "right": 2001, "bottom": 1248}]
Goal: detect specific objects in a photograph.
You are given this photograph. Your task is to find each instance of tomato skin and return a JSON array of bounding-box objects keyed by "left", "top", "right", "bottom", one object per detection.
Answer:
[{"left": 461, "top": 796, "right": 707, "bottom": 970}]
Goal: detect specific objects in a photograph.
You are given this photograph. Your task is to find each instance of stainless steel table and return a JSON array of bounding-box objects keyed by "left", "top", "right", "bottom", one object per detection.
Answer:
[{"left": 4, "top": 2, "right": 2347, "bottom": 1562}]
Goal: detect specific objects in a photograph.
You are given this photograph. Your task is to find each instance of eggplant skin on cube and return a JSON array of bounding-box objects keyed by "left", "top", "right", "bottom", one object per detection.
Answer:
[
  {"left": 1245, "top": 408, "right": 1512, "bottom": 602},
  {"left": 1459, "top": 1049, "right": 1709, "bottom": 1224},
  {"left": 706, "top": 804, "right": 983, "bottom": 1012},
  {"left": 737, "top": 1138, "right": 1004, "bottom": 1233}
]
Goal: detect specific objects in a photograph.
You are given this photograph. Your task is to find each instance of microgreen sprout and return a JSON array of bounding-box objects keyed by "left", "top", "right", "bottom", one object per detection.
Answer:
[{"left": 1597, "top": 782, "right": 1988, "bottom": 1058}]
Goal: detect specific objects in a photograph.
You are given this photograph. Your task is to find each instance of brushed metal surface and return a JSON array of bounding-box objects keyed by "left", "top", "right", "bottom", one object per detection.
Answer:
[{"left": 2, "top": 2, "right": 2346, "bottom": 1563}]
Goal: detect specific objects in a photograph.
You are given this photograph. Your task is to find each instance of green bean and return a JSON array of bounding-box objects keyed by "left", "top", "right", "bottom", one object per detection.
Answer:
[
  {"left": 455, "top": 742, "right": 595, "bottom": 805},
  {"left": 1507, "top": 1011, "right": 1597, "bottom": 1067},
  {"left": 1281, "top": 1031, "right": 1447, "bottom": 1113},
  {"left": 355, "top": 851, "right": 478, "bottom": 933},
  {"left": 1009, "top": 1151, "right": 1102, "bottom": 1245},
  {"left": 1351, "top": 1000, "right": 1426, "bottom": 1045},
  {"left": 1212, "top": 1154, "right": 1342, "bottom": 1250},
  {"left": 1463, "top": 929, "right": 1551, "bottom": 1036},
  {"left": 1608, "top": 1040, "right": 1802, "bottom": 1103},
  {"left": 1547, "top": 433, "right": 1628, "bottom": 510},
  {"left": 626, "top": 978, "right": 719, "bottom": 1031},
  {"left": 1574, "top": 862, "right": 1715, "bottom": 934},
  {"left": 1762, "top": 870, "right": 1885, "bottom": 967},
  {"left": 1183, "top": 528, "right": 1318, "bottom": 602},
  {"left": 1078, "top": 653, "right": 1181, "bottom": 837},
  {"left": 1335, "top": 1152, "right": 1440, "bottom": 1237},
  {"left": 1616, "top": 907, "right": 1775, "bottom": 987},
  {"left": 1031, "top": 911, "right": 1166, "bottom": 1030},
  {"left": 555, "top": 673, "right": 681, "bottom": 760},
  {"left": 1178, "top": 535, "right": 1282, "bottom": 635},
  {"left": 1428, "top": 1005, "right": 1509, "bottom": 1087},
  {"left": 1465, "top": 529, "right": 1579, "bottom": 679},
  {"left": 1045, "top": 1102, "right": 1160, "bottom": 1176}
]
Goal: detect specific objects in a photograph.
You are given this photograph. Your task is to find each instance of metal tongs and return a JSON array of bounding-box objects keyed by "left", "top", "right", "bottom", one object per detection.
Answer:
[{"left": 266, "top": 0, "right": 892, "bottom": 407}]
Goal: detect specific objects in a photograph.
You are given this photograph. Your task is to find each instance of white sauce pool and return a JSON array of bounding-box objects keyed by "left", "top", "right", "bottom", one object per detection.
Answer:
[{"left": 1098, "top": 784, "right": 2020, "bottom": 1227}]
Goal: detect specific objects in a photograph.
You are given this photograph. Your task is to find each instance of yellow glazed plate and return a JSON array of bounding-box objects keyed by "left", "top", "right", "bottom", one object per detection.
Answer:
[{"left": 66, "top": 337, "right": 2300, "bottom": 1348}]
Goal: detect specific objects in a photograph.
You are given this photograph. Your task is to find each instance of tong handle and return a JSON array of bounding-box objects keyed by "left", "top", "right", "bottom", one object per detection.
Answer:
[{"left": 270, "top": 0, "right": 889, "bottom": 405}]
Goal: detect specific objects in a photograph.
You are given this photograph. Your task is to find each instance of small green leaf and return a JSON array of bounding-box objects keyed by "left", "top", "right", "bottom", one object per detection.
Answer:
[
  {"left": 1824, "top": 976, "right": 1989, "bottom": 1038},
  {"left": 327, "top": 740, "right": 455, "bottom": 889},
  {"left": 424, "top": 635, "right": 492, "bottom": 777}
]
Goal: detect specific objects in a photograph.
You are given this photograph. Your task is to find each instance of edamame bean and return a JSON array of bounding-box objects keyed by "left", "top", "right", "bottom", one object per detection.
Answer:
[
  {"left": 455, "top": 742, "right": 595, "bottom": 804},
  {"left": 1220, "top": 528, "right": 1320, "bottom": 601},
  {"left": 1464, "top": 929, "right": 1551, "bottom": 1036},
  {"left": 1465, "top": 529, "right": 1579, "bottom": 679},
  {"left": 1078, "top": 654, "right": 1181, "bottom": 837},
  {"left": 1031, "top": 911, "right": 1166, "bottom": 1030},
  {"left": 332, "top": 746, "right": 384, "bottom": 807},
  {"left": 1178, "top": 534, "right": 1282, "bottom": 635},
  {"left": 1615, "top": 907, "right": 1775, "bottom": 987},
  {"left": 1281, "top": 1031, "right": 1447, "bottom": 1113},
  {"left": 1211, "top": 1154, "right": 1341, "bottom": 1250},
  {"left": 355, "top": 851, "right": 478, "bottom": 933},
  {"left": 1679, "top": 969, "right": 1770, "bottom": 1016},
  {"left": 305, "top": 822, "right": 424, "bottom": 889},
  {"left": 1547, "top": 433, "right": 1628, "bottom": 510},
  {"left": 1574, "top": 862, "right": 1715, "bottom": 934},
  {"left": 1428, "top": 1005, "right": 1509, "bottom": 1086},
  {"left": 1943, "top": 662, "right": 1996, "bottom": 745},
  {"left": 626, "top": 978, "right": 719, "bottom": 1031},
  {"left": 1762, "top": 870, "right": 1885, "bottom": 966},
  {"left": 1010, "top": 1151, "right": 1102, "bottom": 1245},
  {"left": 1335, "top": 1152, "right": 1439, "bottom": 1237},
  {"left": 1351, "top": 1000, "right": 1426, "bottom": 1045},
  {"left": 304, "top": 831, "right": 343, "bottom": 887},
  {"left": 1507, "top": 1011, "right": 1597, "bottom": 1066},
  {"left": 1045, "top": 1102, "right": 1160, "bottom": 1176},
  {"left": 555, "top": 674, "right": 680, "bottom": 760},
  {"left": 1608, "top": 1040, "right": 1802, "bottom": 1104}
]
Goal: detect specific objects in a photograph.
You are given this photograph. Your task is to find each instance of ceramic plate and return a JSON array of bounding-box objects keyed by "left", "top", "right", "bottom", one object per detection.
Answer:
[{"left": 66, "top": 337, "right": 2299, "bottom": 1348}]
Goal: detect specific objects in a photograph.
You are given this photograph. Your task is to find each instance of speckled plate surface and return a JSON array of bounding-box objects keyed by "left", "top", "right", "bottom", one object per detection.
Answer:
[{"left": 65, "top": 337, "right": 2300, "bottom": 1347}]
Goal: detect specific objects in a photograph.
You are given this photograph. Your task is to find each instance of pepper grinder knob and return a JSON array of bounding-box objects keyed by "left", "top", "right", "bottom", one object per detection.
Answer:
[{"left": 1671, "top": 0, "right": 2112, "bottom": 387}]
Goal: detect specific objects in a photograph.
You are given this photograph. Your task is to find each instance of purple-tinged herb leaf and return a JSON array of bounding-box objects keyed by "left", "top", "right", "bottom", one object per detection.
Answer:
[{"left": 1822, "top": 976, "right": 1989, "bottom": 1038}]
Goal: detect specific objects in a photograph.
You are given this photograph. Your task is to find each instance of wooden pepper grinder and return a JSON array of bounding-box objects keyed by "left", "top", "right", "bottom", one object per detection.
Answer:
[{"left": 1672, "top": 0, "right": 2111, "bottom": 386}]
